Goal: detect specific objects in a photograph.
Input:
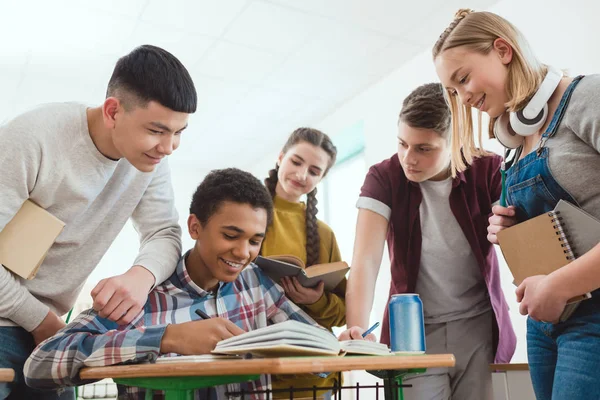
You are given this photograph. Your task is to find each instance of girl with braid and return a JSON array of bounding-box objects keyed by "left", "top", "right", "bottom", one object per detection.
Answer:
[{"left": 262, "top": 128, "right": 345, "bottom": 400}]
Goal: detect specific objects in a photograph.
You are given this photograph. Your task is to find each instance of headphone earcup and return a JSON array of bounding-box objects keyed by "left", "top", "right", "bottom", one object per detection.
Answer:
[
  {"left": 493, "top": 113, "right": 524, "bottom": 149},
  {"left": 509, "top": 103, "right": 548, "bottom": 136}
]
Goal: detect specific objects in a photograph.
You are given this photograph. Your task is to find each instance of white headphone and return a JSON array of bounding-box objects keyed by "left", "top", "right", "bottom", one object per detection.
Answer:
[{"left": 493, "top": 66, "right": 563, "bottom": 149}]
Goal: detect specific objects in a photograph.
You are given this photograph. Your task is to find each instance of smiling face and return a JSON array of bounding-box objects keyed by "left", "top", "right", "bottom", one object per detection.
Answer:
[
  {"left": 397, "top": 121, "right": 451, "bottom": 182},
  {"left": 275, "top": 141, "right": 331, "bottom": 202},
  {"left": 106, "top": 99, "right": 189, "bottom": 172},
  {"left": 186, "top": 201, "right": 268, "bottom": 292},
  {"left": 434, "top": 40, "right": 513, "bottom": 119}
]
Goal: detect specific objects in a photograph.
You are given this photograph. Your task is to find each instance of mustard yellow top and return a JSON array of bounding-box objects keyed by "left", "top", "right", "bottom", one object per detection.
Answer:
[
  {"left": 261, "top": 195, "right": 346, "bottom": 327},
  {"left": 261, "top": 195, "right": 346, "bottom": 398}
]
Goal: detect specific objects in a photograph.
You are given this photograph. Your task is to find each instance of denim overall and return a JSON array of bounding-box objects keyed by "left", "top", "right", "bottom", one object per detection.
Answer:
[{"left": 505, "top": 75, "right": 600, "bottom": 400}]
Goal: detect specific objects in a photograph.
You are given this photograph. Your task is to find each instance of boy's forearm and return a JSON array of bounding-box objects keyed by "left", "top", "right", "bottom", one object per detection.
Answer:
[{"left": 346, "top": 267, "right": 377, "bottom": 329}]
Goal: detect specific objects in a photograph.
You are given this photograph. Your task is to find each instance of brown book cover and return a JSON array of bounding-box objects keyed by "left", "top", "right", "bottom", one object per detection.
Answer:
[
  {"left": 497, "top": 200, "right": 600, "bottom": 321},
  {"left": 255, "top": 255, "right": 349, "bottom": 290},
  {"left": 497, "top": 211, "right": 570, "bottom": 285},
  {"left": 0, "top": 200, "right": 65, "bottom": 279}
]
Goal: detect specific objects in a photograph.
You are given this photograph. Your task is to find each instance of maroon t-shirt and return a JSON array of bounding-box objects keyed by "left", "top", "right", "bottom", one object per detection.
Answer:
[{"left": 358, "top": 153, "right": 516, "bottom": 363}]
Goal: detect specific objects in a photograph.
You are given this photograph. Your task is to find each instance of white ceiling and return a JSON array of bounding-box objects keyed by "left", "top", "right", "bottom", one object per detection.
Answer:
[{"left": 0, "top": 0, "right": 498, "bottom": 169}]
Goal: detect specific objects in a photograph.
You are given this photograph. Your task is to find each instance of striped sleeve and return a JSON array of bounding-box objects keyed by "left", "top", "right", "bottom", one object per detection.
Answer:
[{"left": 24, "top": 309, "right": 167, "bottom": 388}]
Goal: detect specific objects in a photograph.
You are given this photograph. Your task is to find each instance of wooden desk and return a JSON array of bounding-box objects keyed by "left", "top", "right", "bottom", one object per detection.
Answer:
[
  {"left": 0, "top": 369, "right": 14, "bottom": 382},
  {"left": 81, "top": 354, "right": 455, "bottom": 400}
]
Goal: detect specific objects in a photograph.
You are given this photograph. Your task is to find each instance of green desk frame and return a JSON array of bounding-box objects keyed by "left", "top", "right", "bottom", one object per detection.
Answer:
[
  {"left": 115, "top": 375, "right": 260, "bottom": 400},
  {"left": 113, "top": 368, "right": 426, "bottom": 399}
]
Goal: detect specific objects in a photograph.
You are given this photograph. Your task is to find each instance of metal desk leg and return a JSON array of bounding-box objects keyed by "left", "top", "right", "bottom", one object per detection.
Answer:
[{"left": 382, "top": 370, "right": 404, "bottom": 400}]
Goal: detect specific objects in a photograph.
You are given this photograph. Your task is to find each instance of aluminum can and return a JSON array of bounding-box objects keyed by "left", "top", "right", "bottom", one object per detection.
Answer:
[{"left": 388, "top": 293, "right": 426, "bottom": 354}]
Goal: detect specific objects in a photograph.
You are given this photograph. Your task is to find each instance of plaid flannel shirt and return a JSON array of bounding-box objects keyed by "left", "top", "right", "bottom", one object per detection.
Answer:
[{"left": 24, "top": 252, "right": 317, "bottom": 399}]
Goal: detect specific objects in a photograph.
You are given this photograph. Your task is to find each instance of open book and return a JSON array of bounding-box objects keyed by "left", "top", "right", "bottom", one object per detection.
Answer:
[
  {"left": 212, "top": 320, "right": 391, "bottom": 357},
  {"left": 497, "top": 200, "right": 600, "bottom": 321},
  {"left": 0, "top": 200, "right": 65, "bottom": 279},
  {"left": 255, "top": 255, "right": 349, "bottom": 290}
]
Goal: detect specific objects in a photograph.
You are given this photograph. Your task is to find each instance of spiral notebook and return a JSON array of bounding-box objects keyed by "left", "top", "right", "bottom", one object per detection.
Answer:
[{"left": 497, "top": 200, "right": 600, "bottom": 321}]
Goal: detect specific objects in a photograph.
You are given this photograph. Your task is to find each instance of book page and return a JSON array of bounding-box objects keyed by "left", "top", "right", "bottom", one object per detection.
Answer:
[
  {"left": 215, "top": 320, "right": 339, "bottom": 352},
  {"left": 340, "top": 340, "right": 391, "bottom": 356}
]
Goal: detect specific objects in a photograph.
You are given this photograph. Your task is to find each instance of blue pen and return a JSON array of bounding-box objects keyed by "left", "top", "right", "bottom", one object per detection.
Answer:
[{"left": 362, "top": 321, "right": 380, "bottom": 338}]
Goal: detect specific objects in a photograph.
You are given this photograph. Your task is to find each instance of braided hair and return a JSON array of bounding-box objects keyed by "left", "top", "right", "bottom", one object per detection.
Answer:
[{"left": 264, "top": 128, "right": 337, "bottom": 267}]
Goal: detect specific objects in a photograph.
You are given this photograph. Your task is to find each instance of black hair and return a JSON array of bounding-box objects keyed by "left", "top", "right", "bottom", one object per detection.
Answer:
[
  {"left": 190, "top": 168, "right": 274, "bottom": 227},
  {"left": 107, "top": 44, "right": 197, "bottom": 113}
]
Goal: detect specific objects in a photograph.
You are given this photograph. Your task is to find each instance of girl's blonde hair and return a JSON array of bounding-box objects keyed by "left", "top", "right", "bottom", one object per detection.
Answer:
[{"left": 432, "top": 9, "right": 547, "bottom": 175}]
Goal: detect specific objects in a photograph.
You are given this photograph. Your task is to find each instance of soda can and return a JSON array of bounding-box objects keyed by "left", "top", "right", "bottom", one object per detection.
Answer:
[{"left": 388, "top": 293, "right": 426, "bottom": 354}]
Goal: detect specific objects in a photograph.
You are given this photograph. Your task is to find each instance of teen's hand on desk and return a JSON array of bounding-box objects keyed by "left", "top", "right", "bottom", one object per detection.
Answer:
[
  {"left": 160, "top": 318, "right": 245, "bottom": 355},
  {"left": 91, "top": 265, "right": 155, "bottom": 325},
  {"left": 337, "top": 326, "right": 377, "bottom": 342},
  {"left": 31, "top": 311, "right": 66, "bottom": 345},
  {"left": 516, "top": 275, "right": 567, "bottom": 323},
  {"left": 487, "top": 205, "right": 517, "bottom": 244},
  {"left": 281, "top": 277, "right": 324, "bottom": 305}
]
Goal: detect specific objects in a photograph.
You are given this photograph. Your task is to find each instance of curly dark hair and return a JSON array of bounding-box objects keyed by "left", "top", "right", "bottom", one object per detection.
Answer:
[
  {"left": 264, "top": 128, "right": 337, "bottom": 267},
  {"left": 190, "top": 168, "right": 273, "bottom": 227}
]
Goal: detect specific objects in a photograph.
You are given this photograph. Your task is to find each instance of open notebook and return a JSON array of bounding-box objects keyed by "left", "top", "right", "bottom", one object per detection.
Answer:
[
  {"left": 212, "top": 320, "right": 391, "bottom": 357},
  {"left": 497, "top": 200, "right": 600, "bottom": 321}
]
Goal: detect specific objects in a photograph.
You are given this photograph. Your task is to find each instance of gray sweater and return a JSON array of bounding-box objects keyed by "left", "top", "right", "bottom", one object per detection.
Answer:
[{"left": 0, "top": 103, "right": 181, "bottom": 331}]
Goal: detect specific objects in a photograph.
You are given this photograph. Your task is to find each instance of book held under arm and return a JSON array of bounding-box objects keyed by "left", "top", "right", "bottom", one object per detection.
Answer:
[
  {"left": 0, "top": 200, "right": 65, "bottom": 280},
  {"left": 497, "top": 200, "right": 600, "bottom": 322},
  {"left": 254, "top": 255, "right": 349, "bottom": 291},
  {"left": 212, "top": 320, "right": 391, "bottom": 357}
]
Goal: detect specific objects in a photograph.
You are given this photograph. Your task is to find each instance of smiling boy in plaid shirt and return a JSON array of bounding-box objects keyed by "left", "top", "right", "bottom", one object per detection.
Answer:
[{"left": 24, "top": 168, "right": 321, "bottom": 399}]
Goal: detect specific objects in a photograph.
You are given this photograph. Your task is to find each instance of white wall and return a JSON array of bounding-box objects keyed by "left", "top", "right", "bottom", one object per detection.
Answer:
[{"left": 309, "top": 0, "right": 600, "bottom": 364}]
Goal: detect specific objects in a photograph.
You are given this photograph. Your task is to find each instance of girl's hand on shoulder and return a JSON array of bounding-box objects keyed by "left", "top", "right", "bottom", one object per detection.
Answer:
[{"left": 281, "top": 277, "right": 325, "bottom": 305}]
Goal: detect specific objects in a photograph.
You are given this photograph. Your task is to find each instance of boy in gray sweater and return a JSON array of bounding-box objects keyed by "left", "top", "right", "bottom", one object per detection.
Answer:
[{"left": 0, "top": 45, "right": 203, "bottom": 399}]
